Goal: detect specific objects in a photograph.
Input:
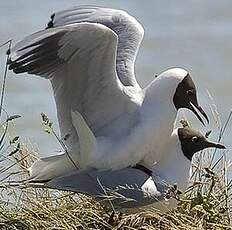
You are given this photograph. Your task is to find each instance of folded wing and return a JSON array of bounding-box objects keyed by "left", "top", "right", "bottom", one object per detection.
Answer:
[{"left": 46, "top": 168, "right": 164, "bottom": 209}]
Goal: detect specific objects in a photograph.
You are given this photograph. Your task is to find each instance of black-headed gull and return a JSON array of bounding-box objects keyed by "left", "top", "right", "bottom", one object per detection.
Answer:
[
  {"left": 30, "top": 127, "right": 225, "bottom": 211},
  {"left": 8, "top": 6, "right": 209, "bottom": 181}
]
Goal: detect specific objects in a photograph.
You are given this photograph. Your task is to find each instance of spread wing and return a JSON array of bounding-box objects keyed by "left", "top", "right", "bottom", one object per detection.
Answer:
[
  {"left": 9, "top": 22, "right": 143, "bottom": 148},
  {"left": 46, "top": 6, "right": 144, "bottom": 89}
]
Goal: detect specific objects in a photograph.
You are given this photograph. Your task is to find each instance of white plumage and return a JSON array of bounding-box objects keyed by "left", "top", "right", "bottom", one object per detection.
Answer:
[
  {"left": 9, "top": 6, "right": 208, "bottom": 182},
  {"left": 41, "top": 127, "right": 225, "bottom": 210}
]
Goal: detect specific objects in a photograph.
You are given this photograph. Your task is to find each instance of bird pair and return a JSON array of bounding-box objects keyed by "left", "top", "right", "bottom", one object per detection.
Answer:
[{"left": 8, "top": 6, "right": 225, "bottom": 211}]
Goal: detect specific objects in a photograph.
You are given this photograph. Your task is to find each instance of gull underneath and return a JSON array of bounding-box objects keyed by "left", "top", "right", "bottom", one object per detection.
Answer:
[
  {"left": 8, "top": 6, "right": 209, "bottom": 181},
  {"left": 35, "top": 127, "right": 225, "bottom": 211}
]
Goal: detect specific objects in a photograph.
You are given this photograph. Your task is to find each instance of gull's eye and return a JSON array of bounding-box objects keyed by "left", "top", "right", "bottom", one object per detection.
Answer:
[{"left": 191, "top": 136, "right": 198, "bottom": 142}]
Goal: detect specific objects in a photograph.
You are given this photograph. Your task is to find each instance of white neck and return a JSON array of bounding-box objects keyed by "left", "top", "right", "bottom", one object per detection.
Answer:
[
  {"left": 138, "top": 78, "right": 180, "bottom": 168},
  {"left": 152, "top": 130, "right": 191, "bottom": 191}
]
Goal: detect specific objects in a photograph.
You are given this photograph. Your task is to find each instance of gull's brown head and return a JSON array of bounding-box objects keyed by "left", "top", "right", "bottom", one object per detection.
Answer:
[
  {"left": 173, "top": 73, "right": 209, "bottom": 125},
  {"left": 177, "top": 127, "right": 226, "bottom": 161}
]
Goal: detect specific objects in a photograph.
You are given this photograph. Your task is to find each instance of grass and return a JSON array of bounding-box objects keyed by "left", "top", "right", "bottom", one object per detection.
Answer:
[
  {"left": 0, "top": 112, "right": 230, "bottom": 230},
  {"left": 0, "top": 41, "right": 231, "bottom": 229}
]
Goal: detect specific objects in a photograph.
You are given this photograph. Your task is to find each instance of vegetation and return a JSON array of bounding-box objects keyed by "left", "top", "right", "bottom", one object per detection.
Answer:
[
  {"left": 0, "top": 106, "right": 230, "bottom": 230},
  {"left": 0, "top": 41, "right": 231, "bottom": 229}
]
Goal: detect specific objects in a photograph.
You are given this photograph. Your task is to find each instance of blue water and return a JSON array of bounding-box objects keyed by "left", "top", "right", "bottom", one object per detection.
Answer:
[{"left": 0, "top": 0, "right": 231, "bottom": 158}]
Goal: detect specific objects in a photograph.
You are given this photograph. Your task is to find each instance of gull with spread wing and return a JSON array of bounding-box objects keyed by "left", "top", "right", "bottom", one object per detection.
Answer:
[{"left": 8, "top": 6, "right": 209, "bottom": 181}]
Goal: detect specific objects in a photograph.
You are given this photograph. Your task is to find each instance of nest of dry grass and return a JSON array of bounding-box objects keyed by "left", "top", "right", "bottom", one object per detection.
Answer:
[
  {"left": 0, "top": 41, "right": 231, "bottom": 229},
  {"left": 0, "top": 114, "right": 230, "bottom": 230}
]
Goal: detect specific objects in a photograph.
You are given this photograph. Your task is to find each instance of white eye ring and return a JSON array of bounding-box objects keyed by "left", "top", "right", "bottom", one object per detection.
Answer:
[{"left": 192, "top": 136, "right": 198, "bottom": 142}]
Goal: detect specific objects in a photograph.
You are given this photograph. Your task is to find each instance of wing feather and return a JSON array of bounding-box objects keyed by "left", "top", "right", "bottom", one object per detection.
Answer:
[
  {"left": 46, "top": 6, "right": 144, "bottom": 89},
  {"left": 9, "top": 22, "right": 142, "bottom": 148}
]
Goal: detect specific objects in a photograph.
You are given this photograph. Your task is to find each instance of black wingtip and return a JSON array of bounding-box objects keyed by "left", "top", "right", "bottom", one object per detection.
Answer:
[
  {"left": 28, "top": 178, "right": 52, "bottom": 183},
  {"left": 6, "top": 48, "right": 11, "bottom": 55},
  {"left": 46, "top": 21, "right": 53, "bottom": 29},
  {"left": 46, "top": 13, "right": 55, "bottom": 29},
  {"left": 7, "top": 58, "right": 12, "bottom": 65}
]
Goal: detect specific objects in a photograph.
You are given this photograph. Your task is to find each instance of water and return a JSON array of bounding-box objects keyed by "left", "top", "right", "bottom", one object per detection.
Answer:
[{"left": 0, "top": 0, "right": 231, "bottom": 157}]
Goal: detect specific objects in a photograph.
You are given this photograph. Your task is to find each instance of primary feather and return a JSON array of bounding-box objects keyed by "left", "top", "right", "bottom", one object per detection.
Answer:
[{"left": 9, "top": 6, "right": 206, "bottom": 181}]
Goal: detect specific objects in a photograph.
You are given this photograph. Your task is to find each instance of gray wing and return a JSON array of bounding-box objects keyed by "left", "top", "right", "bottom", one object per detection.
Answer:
[
  {"left": 46, "top": 6, "right": 144, "bottom": 89},
  {"left": 9, "top": 23, "right": 143, "bottom": 148},
  {"left": 46, "top": 168, "right": 167, "bottom": 210}
]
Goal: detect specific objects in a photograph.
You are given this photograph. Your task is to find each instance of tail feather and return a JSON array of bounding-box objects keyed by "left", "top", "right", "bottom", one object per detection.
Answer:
[
  {"left": 29, "top": 111, "right": 96, "bottom": 182},
  {"left": 29, "top": 154, "right": 78, "bottom": 182}
]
